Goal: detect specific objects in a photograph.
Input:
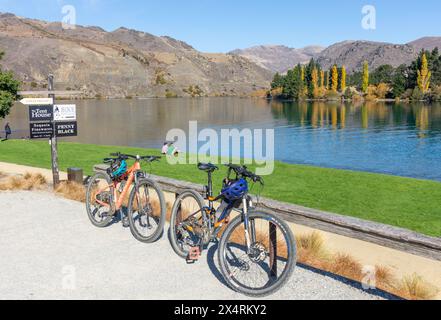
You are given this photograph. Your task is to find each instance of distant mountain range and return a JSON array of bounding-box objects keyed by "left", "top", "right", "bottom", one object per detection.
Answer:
[
  {"left": 0, "top": 12, "right": 440, "bottom": 98},
  {"left": 230, "top": 45, "right": 324, "bottom": 74},
  {"left": 232, "top": 37, "right": 441, "bottom": 74},
  {"left": 0, "top": 13, "right": 272, "bottom": 98}
]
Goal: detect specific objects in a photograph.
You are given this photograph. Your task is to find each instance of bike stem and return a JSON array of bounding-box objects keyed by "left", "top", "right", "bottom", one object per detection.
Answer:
[{"left": 207, "top": 171, "right": 214, "bottom": 208}]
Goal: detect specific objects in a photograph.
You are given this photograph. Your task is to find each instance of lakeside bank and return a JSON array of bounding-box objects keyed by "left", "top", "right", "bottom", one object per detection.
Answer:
[{"left": 0, "top": 140, "right": 440, "bottom": 237}]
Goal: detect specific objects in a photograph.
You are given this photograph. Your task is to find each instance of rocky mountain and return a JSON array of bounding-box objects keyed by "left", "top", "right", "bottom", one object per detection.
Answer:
[
  {"left": 0, "top": 13, "right": 272, "bottom": 98},
  {"left": 408, "top": 37, "right": 441, "bottom": 52},
  {"left": 229, "top": 45, "right": 324, "bottom": 73},
  {"left": 233, "top": 37, "right": 441, "bottom": 75},
  {"left": 315, "top": 40, "right": 418, "bottom": 73}
]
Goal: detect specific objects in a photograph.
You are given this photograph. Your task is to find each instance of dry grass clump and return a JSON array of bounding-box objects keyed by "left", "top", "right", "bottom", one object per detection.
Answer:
[
  {"left": 327, "top": 253, "right": 363, "bottom": 281},
  {"left": 0, "top": 172, "right": 47, "bottom": 191},
  {"left": 296, "top": 232, "right": 329, "bottom": 265},
  {"left": 55, "top": 181, "right": 86, "bottom": 202},
  {"left": 293, "top": 231, "right": 438, "bottom": 300},
  {"left": 398, "top": 274, "right": 439, "bottom": 300}
]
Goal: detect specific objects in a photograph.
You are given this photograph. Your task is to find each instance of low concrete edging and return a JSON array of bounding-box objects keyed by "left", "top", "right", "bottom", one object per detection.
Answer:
[{"left": 148, "top": 174, "right": 441, "bottom": 262}]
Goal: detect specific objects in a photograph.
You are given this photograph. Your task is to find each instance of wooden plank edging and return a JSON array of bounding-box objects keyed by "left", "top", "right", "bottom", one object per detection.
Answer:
[{"left": 149, "top": 174, "right": 441, "bottom": 261}]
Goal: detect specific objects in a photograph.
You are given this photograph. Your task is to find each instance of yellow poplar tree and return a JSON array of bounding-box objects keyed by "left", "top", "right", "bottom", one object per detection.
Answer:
[
  {"left": 331, "top": 65, "right": 338, "bottom": 92},
  {"left": 311, "top": 67, "right": 319, "bottom": 98},
  {"left": 362, "top": 61, "right": 369, "bottom": 93},
  {"left": 340, "top": 65, "right": 346, "bottom": 93},
  {"left": 320, "top": 70, "right": 325, "bottom": 88},
  {"left": 417, "top": 53, "right": 431, "bottom": 93}
]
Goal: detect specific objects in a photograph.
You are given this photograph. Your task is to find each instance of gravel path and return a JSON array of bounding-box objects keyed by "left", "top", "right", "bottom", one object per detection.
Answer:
[{"left": 0, "top": 191, "right": 388, "bottom": 300}]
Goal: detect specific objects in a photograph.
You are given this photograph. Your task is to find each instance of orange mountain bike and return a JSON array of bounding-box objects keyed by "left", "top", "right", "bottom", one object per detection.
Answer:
[{"left": 86, "top": 152, "right": 166, "bottom": 243}]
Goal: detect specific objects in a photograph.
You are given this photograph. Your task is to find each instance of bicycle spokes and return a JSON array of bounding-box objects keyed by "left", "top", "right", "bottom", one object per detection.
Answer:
[
  {"left": 223, "top": 217, "right": 291, "bottom": 291},
  {"left": 89, "top": 176, "right": 113, "bottom": 223},
  {"left": 131, "top": 184, "right": 161, "bottom": 238}
]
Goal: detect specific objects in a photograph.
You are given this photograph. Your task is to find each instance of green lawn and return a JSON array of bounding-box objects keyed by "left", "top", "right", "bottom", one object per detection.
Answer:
[{"left": 1, "top": 139, "right": 441, "bottom": 237}]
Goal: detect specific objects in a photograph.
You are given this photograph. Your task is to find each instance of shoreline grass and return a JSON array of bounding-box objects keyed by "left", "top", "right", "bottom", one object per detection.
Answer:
[{"left": 1, "top": 139, "right": 441, "bottom": 237}]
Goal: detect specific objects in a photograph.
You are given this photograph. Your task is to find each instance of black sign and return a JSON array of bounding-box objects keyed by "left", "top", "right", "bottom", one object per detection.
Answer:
[
  {"left": 29, "top": 105, "right": 54, "bottom": 122},
  {"left": 55, "top": 121, "right": 78, "bottom": 137},
  {"left": 30, "top": 122, "right": 53, "bottom": 139}
]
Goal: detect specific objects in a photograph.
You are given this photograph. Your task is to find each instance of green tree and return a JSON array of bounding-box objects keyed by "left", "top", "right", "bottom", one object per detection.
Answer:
[
  {"left": 271, "top": 72, "right": 284, "bottom": 89},
  {"left": 370, "top": 64, "right": 394, "bottom": 85},
  {"left": 428, "top": 47, "right": 441, "bottom": 86},
  {"left": 362, "top": 61, "right": 369, "bottom": 93},
  {"left": 283, "top": 65, "right": 304, "bottom": 100},
  {"left": 392, "top": 64, "right": 407, "bottom": 98},
  {"left": 0, "top": 51, "right": 20, "bottom": 119}
]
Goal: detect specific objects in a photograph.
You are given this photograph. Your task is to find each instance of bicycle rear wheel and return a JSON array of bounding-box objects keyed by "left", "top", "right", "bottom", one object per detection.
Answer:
[
  {"left": 127, "top": 179, "right": 166, "bottom": 243},
  {"left": 169, "top": 190, "right": 205, "bottom": 259},
  {"left": 218, "top": 210, "right": 296, "bottom": 297},
  {"left": 85, "top": 172, "right": 115, "bottom": 228}
]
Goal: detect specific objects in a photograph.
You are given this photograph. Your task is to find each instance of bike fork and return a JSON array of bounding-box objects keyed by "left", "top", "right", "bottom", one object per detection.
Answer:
[{"left": 242, "top": 198, "right": 253, "bottom": 253}]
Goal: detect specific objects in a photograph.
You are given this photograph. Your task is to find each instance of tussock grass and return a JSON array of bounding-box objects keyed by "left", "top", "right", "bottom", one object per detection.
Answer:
[
  {"left": 328, "top": 253, "right": 363, "bottom": 281},
  {"left": 293, "top": 231, "right": 437, "bottom": 300},
  {"left": 0, "top": 172, "right": 47, "bottom": 191},
  {"left": 398, "top": 274, "right": 439, "bottom": 300},
  {"left": 55, "top": 181, "right": 86, "bottom": 202}
]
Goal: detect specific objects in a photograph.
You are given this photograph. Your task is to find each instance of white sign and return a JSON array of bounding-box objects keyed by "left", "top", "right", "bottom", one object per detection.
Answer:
[
  {"left": 54, "top": 104, "right": 77, "bottom": 121},
  {"left": 20, "top": 98, "right": 54, "bottom": 106}
]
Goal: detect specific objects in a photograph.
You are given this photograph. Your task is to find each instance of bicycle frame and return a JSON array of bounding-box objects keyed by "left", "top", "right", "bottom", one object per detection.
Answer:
[
  {"left": 94, "top": 161, "right": 142, "bottom": 211},
  {"left": 202, "top": 174, "right": 254, "bottom": 252}
]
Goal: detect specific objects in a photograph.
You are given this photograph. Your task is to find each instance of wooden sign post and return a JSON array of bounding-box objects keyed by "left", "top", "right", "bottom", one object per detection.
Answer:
[
  {"left": 48, "top": 74, "right": 60, "bottom": 187},
  {"left": 21, "top": 75, "right": 80, "bottom": 189}
]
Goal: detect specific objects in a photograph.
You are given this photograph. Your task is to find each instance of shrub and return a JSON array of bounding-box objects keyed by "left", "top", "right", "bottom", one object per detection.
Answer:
[
  {"left": 165, "top": 89, "right": 177, "bottom": 98},
  {"left": 411, "top": 87, "right": 424, "bottom": 101},
  {"left": 326, "top": 90, "right": 340, "bottom": 100},
  {"left": 376, "top": 83, "right": 391, "bottom": 99}
]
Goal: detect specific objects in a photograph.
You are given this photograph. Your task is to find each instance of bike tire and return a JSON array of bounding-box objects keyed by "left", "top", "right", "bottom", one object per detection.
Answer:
[
  {"left": 127, "top": 178, "right": 166, "bottom": 243},
  {"left": 85, "top": 172, "right": 115, "bottom": 228},
  {"left": 217, "top": 210, "right": 296, "bottom": 297},
  {"left": 168, "top": 189, "right": 205, "bottom": 259}
]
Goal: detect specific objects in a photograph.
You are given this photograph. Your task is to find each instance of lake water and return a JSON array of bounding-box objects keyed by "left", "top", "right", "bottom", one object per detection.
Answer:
[{"left": 4, "top": 98, "right": 441, "bottom": 181}]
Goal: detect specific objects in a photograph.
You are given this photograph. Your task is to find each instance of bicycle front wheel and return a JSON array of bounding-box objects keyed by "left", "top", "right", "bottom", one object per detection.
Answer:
[
  {"left": 218, "top": 210, "right": 296, "bottom": 297},
  {"left": 127, "top": 179, "right": 166, "bottom": 243}
]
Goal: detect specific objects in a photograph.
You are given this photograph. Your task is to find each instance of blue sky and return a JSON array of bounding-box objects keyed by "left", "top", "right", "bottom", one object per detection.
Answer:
[{"left": 1, "top": 0, "right": 440, "bottom": 52}]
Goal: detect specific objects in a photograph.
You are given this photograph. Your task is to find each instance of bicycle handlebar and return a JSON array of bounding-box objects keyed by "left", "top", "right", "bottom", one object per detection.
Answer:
[
  {"left": 224, "top": 164, "right": 264, "bottom": 185},
  {"left": 107, "top": 153, "right": 161, "bottom": 163}
]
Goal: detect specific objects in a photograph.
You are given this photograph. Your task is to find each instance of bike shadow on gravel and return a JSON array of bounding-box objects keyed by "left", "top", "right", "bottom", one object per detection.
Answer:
[
  {"left": 205, "top": 241, "right": 232, "bottom": 290},
  {"left": 204, "top": 242, "right": 402, "bottom": 299},
  {"left": 106, "top": 207, "right": 129, "bottom": 228}
]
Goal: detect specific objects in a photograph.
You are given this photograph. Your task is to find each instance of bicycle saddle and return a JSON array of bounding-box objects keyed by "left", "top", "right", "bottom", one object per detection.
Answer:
[{"left": 197, "top": 163, "right": 218, "bottom": 173}]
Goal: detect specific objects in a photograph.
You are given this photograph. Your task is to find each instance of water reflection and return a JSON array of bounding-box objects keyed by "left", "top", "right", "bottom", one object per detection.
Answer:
[
  {"left": 3, "top": 98, "right": 441, "bottom": 180},
  {"left": 268, "top": 100, "right": 441, "bottom": 137}
]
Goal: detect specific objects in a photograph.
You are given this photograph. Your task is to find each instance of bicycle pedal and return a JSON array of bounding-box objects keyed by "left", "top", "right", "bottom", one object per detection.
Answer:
[{"left": 186, "top": 247, "right": 201, "bottom": 263}]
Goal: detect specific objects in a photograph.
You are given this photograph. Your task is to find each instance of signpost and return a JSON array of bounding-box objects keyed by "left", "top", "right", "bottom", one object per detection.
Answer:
[
  {"left": 30, "top": 122, "right": 53, "bottom": 139},
  {"left": 29, "top": 105, "right": 54, "bottom": 122},
  {"left": 55, "top": 121, "right": 78, "bottom": 137},
  {"left": 48, "top": 75, "right": 59, "bottom": 187},
  {"left": 54, "top": 104, "right": 77, "bottom": 121},
  {"left": 21, "top": 75, "right": 79, "bottom": 188},
  {"left": 20, "top": 98, "right": 54, "bottom": 106}
]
